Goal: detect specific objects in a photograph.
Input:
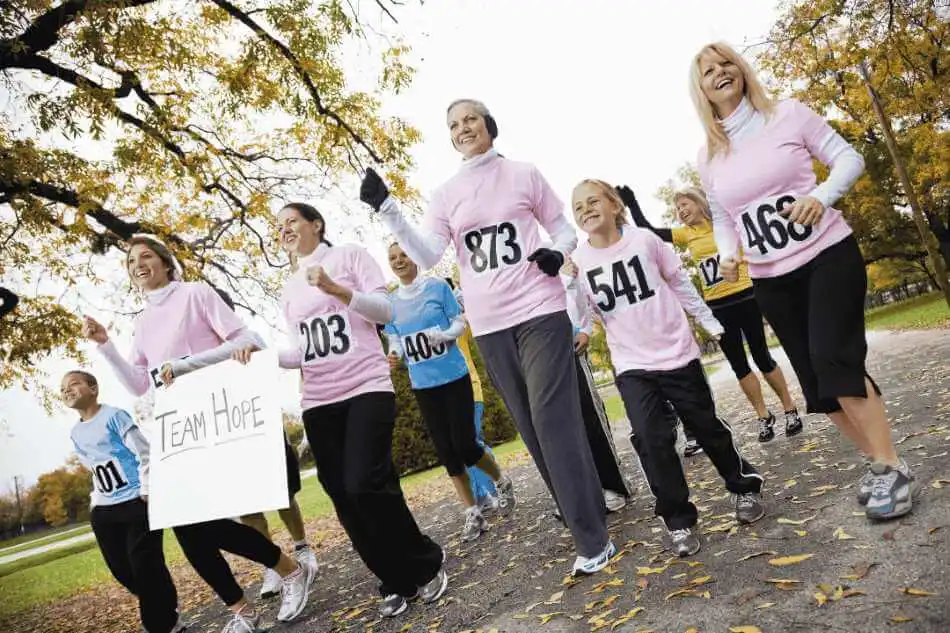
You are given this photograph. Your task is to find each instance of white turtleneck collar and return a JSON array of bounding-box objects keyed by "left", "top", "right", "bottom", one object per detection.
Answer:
[
  {"left": 296, "top": 242, "right": 330, "bottom": 268},
  {"left": 719, "top": 96, "right": 765, "bottom": 146},
  {"left": 459, "top": 147, "right": 500, "bottom": 171},
  {"left": 145, "top": 280, "right": 181, "bottom": 305},
  {"left": 395, "top": 275, "right": 426, "bottom": 299}
]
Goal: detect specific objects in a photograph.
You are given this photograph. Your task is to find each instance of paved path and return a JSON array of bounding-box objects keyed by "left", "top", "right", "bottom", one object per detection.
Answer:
[
  {"left": 7, "top": 329, "right": 949, "bottom": 633},
  {"left": 0, "top": 529, "right": 95, "bottom": 566}
]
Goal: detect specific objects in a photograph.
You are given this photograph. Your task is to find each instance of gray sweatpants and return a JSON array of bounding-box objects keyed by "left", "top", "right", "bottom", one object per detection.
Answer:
[{"left": 476, "top": 311, "right": 609, "bottom": 558}]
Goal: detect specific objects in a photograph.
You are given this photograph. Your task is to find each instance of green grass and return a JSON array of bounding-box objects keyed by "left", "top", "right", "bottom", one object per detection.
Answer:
[
  {"left": 0, "top": 438, "right": 529, "bottom": 620},
  {"left": 0, "top": 524, "right": 92, "bottom": 553},
  {"left": 604, "top": 394, "right": 625, "bottom": 423},
  {"left": 865, "top": 292, "right": 950, "bottom": 331}
]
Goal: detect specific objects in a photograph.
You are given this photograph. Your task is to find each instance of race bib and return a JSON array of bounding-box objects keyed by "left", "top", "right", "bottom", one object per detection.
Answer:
[
  {"left": 739, "top": 192, "right": 813, "bottom": 260},
  {"left": 149, "top": 355, "right": 190, "bottom": 389},
  {"left": 584, "top": 254, "right": 657, "bottom": 315},
  {"left": 92, "top": 459, "right": 130, "bottom": 496},
  {"left": 298, "top": 312, "right": 354, "bottom": 366},
  {"left": 462, "top": 221, "right": 524, "bottom": 275},
  {"left": 698, "top": 254, "right": 724, "bottom": 288},
  {"left": 401, "top": 330, "right": 449, "bottom": 365}
]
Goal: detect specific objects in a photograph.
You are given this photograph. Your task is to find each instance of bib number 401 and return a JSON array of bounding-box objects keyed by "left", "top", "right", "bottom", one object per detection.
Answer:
[
  {"left": 586, "top": 256, "right": 656, "bottom": 313},
  {"left": 463, "top": 222, "right": 522, "bottom": 273},
  {"left": 741, "top": 194, "right": 812, "bottom": 256}
]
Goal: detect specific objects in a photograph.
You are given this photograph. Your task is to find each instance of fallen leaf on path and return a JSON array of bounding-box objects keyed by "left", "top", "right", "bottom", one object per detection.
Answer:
[
  {"left": 754, "top": 602, "right": 775, "bottom": 609},
  {"left": 785, "top": 479, "right": 798, "bottom": 488},
  {"left": 637, "top": 565, "right": 668, "bottom": 575},
  {"left": 545, "top": 591, "right": 564, "bottom": 605},
  {"left": 840, "top": 562, "right": 878, "bottom": 581},
  {"left": 609, "top": 608, "right": 643, "bottom": 629},
  {"left": 768, "top": 553, "right": 814, "bottom": 566},
  {"left": 665, "top": 588, "right": 699, "bottom": 600},
  {"left": 538, "top": 612, "right": 564, "bottom": 624},
  {"left": 931, "top": 479, "right": 950, "bottom": 489},
  {"left": 737, "top": 550, "right": 776, "bottom": 562},
  {"left": 890, "top": 615, "right": 914, "bottom": 623},
  {"left": 777, "top": 515, "right": 816, "bottom": 526},
  {"left": 814, "top": 591, "right": 828, "bottom": 607},
  {"left": 901, "top": 587, "right": 937, "bottom": 596},
  {"left": 833, "top": 527, "right": 856, "bottom": 540},
  {"left": 588, "top": 578, "right": 624, "bottom": 594},
  {"left": 689, "top": 575, "right": 713, "bottom": 587},
  {"left": 765, "top": 578, "right": 803, "bottom": 589},
  {"left": 794, "top": 530, "right": 808, "bottom": 537},
  {"left": 729, "top": 627, "right": 763, "bottom": 633},
  {"left": 928, "top": 526, "right": 943, "bottom": 534}
]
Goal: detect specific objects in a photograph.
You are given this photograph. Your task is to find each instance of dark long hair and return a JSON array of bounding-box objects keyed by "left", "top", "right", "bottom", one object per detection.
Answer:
[
  {"left": 127, "top": 235, "right": 182, "bottom": 281},
  {"left": 282, "top": 202, "right": 332, "bottom": 246}
]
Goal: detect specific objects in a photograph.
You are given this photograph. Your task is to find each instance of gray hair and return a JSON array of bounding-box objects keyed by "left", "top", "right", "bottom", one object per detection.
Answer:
[{"left": 446, "top": 98, "right": 492, "bottom": 117}]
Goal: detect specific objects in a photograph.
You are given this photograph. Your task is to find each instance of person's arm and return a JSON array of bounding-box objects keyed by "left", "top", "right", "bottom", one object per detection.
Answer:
[
  {"left": 794, "top": 100, "right": 866, "bottom": 208},
  {"left": 377, "top": 196, "right": 451, "bottom": 271},
  {"left": 654, "top": 236, "right": 724, "bottom": 338},
  {"left": 616, "top": 185, "right": 673, "bottom": 243},
  {"left": 348, "top": 290, "right": 393, "bottom": 324},
  {"left": 98, "top": 340, "right": 152, "bottom": 397},
  {"left": 169, "top": 328, "right": 264, "bottom": 378},
  {"left": 123, "top": 426, "right": 151, "bottom": 497},
  {"left": 698, "top": 163, "right": 742, "bottom": 264},
  {"left": 529, "top": 164, "right": 577, "bottom": 261},
  {"left": 386, "top": 332, "right": 404, "bottom": 358},
  {"left": 0, "top": 287, "right": 19, "bottom": 318},
  {"left": 426, "top": 281, "right": 467, "bottom": 344},
  {"left": 563, "top": 273, "right": 593, "bottom": 336}
]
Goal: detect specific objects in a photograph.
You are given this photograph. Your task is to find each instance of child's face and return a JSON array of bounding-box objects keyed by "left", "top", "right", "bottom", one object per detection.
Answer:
[
  {"left": 572, "top": 182, "right": 619, "bottom": 236},
  {"left": 61, "top": 373, "right": 97, "bottom": 410}
]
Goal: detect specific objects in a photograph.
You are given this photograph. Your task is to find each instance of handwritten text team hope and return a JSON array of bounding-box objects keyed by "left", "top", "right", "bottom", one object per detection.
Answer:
[{"left": 155, "top": 388, "right": 266, "bottom": 460}]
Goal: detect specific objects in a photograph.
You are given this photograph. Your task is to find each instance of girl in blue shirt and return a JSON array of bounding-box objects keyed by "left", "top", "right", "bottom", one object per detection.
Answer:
[{"left": 385, "top": 243, "right": 515, "bottom": 542}]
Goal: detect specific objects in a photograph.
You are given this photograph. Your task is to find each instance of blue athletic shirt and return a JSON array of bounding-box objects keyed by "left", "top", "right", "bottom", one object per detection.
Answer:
[
  {"left": 385, "top": 277, "right": 470, "bottom": 390},
  {"left": 70, "top": 405, "right": 146, "bottom": 506}
]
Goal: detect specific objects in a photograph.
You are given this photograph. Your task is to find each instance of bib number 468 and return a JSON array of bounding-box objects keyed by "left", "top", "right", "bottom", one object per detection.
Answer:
[{"left": 741, "top": 194, "right": 812, "bottom": 256}]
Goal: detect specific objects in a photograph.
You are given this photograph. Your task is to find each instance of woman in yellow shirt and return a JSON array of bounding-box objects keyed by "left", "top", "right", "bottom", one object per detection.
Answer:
[{"left": 619, "top": 185, "right": 802, "bottom": 443}]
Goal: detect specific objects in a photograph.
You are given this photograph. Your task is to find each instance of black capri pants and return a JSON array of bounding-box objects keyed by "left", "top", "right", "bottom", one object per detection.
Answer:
[
  {"left": 709, "top": 291, "right": 777, "bottom": 380},
  {"left": 752, "top": 235, "right": 878, "bottom": 414},
  {"left": 413, "top": 375, "right": 484, "bottom": 476}
]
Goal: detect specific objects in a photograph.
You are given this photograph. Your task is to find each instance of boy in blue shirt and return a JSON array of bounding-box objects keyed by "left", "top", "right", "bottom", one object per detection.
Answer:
[{"left": 63, "top": 369, "right": 183, "bottom": 633}]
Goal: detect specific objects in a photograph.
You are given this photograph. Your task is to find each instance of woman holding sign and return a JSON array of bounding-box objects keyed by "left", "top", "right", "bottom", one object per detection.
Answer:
[
  {"left": 691, "top": 42, "right": 914, "bottom": 520},
  {"left": 239, "top": 203, "right": 446, "bottom": 619},
  {"left": 617, "top": 185, "right": 803, "bottom": 444},
  {"left": 360, "top": 99, "right": 613, "bottom": 576},
  {"left": 384, "top": 243, "right": 515, "bottom": 543},
  {"left": 83, "top": 235, "right": 314, "bottom": 631}
]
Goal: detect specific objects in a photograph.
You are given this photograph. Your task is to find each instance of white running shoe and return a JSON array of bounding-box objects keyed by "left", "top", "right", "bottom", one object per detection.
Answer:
[
  {"left": 460, "top": 506, "right": 488, "bottom": 542},
  {"left": 572, "top": 541, "right": 617, "bottom": 576},
  {"left": 294, "top": 545, "right": 319, "bottom": 583},
  {"left": 221, "top": 610, "right": 262, "bottom": 633},
  {"left": 277, "top": 565, "right": 313, "bottom": 622},
  {"left": 603, "top": 489, "right": 626, "bottom": 513},
  {"left": 495, "top": 474, "right": 516, "bottom": 517},
  {"left": 259, "top": 567, "right": 282, "bottom": 599}
]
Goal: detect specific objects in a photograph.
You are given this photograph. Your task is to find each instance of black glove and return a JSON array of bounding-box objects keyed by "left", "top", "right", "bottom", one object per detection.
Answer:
[
  {"left": 360, "top": 167, "right": 390, "bottom": 212},
  {"left": 0, "top": 287, "right": 18, "bottom": 319},
  {"left": 527, "top": 248, "right": 564, "bottom": 277},
  {"left": 615, "top": 185, "right": 639, "bottom": 212}
]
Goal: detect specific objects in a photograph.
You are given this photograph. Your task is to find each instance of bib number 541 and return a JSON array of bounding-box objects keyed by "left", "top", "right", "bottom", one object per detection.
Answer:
[{"left": 741, "top": 194, "right": 812, "bottom": 256}]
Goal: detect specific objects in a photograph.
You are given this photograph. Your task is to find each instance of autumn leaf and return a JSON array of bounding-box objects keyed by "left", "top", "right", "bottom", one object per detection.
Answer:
[
  {"left": 765, "top": 578, "right": 803, "bottom": 589},
  {"left": 931, "top": 479, "right": 950, "bottom": 489},
  {"left": 777, "top": 514, "right": 817, "bottom": 526},
  {"left": 588, "top": 578, "right": 625, "bottom": 594},
  {"left": 840, "top": 562, "right": 878, "bottom": 581},
  {"left": 637, "top": 565, "right": 669, "bottom": 575},
  {"left": 538, "top": 612, "right": 565, "bottom": 625},
  {"left": 729, "top": 627, "right": 763, "bottom": 633},
  {"left": 833, "top": 527, "right": 856, "bottom": 541},
  {"left": 689, "top": 575, "right": 714, "bottom": 587},
  {"left": 754, "top": 602, "right": 775, "bottom": 609},
  {"left": 814, "top": 591, "right": 828, "bottom": 607},
  {"left": 768, "top": 553, "right": 814, "bottom": 566},
  {"left": 737, "top": 551, "right": 777, "bottom": 562},
  {"left": 665, "top": 588, "right": 699, "bottom": 600},
  {"left": 544, "top": 591, "right": 564, "bottom": 605},
  {"left": 901, "top": 587, "right": 937, "bottom": 596},
  {"left": 890, "top": 615, "right": 915, "bottom": 623},
  {"left": 609, "top": 608, "right": 644, "bottom": 629}
]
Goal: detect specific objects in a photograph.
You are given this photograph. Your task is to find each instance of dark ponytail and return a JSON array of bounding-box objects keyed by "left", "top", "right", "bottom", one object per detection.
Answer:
[{"left": 283, "top": 202, "right": 332, "bottom": 246}]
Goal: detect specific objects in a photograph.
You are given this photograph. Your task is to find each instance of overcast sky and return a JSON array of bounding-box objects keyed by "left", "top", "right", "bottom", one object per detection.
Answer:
[{"left": 0, "top": 0, "right": 782, "bottom": 490}]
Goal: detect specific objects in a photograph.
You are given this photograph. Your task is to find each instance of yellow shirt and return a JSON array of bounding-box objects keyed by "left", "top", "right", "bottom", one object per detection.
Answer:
[
  {"left": 672, "top": 223, "right": 752, "bottom": 303},
  {"left": 455, "top": 325, "right": 484, "bottom": 403}
]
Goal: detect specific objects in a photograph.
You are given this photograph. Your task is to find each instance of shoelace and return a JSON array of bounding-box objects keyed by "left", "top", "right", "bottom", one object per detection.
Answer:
[
  {"left": 871, "top": 471, "right": 897, "bottom": 496},
  {"left": 282, "top": 572, "right": 303, "bottom": 602},
  {"left": 758, "top": 417, "right": 773, "bottom": 433},
  {"left": 670, "top": 528, "right": 691, "bottom": 542},
  {"left": 224, "top": 613, "right": 253, "bottom": 633},
  {"left": 463, "top": 510, "right": 481, "bottom": 530},
  {"left": 736, "top": 493, "right": 756, "bottom": 509}
]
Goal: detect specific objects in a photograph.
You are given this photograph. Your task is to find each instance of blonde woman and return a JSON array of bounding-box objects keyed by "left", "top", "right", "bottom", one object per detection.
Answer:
[
  {"left": 690, "top": 41, "right": 913, "bottom": 521},
  {"left": 619, "top": 186, "right": 802, "bottom": 443}
]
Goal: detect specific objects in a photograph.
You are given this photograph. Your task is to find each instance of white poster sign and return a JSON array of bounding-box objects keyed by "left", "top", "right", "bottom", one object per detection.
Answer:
[{"left": 148, "top": 350, "right": 288, "bottom": 529}]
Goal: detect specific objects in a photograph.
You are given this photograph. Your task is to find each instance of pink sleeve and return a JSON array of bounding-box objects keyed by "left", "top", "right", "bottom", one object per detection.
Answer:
[
  {"left": 529, "top": 165, "right": 576, "bottom": 254},
  {"left": 789, "top": 99, "right": 836, "bottom": 156},
  {"left": 197, "top": 284, "right": 245, "bottom": 341},
  {"left": 352, "top": 247, "right": 388, "bottom": 294},
  {"left": 652, "top": 231, "right": 685, "bottom": 281},
  {"left": 422, "top": 188, "right": 453, "bottom": 249}
]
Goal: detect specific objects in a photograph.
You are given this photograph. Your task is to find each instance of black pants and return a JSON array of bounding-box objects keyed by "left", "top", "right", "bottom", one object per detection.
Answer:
[
  {"left": 710, "top": 295, "right": 777, "bottom": 380},
  {"left": 753, "top": 235, "right": 877, "bottom": 414},
  {"left": 617, "top": 360, "right": 763, "bottom": 530},
  {"left": 414, "top": 376, "right": 484, "bottom": 476},
  {"left": 91, "top": 498, "right": 179, "bottom": 633},
  {"left": 173, "top": 519, "right": 282, "bottom": 606},
  {"left": 303, "top": 391, "right": 442, "bottom": 597},
  {"left": 575, "top": 353, "right": 630, "bottom": 497}
]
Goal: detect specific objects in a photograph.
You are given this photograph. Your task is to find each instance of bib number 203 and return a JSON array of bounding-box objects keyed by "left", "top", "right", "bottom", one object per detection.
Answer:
[
  {"left": 300, "top": 314, "right": 351, "bottom": 363},
  {"left": 586, "top": 256, "right": 656, "bottom": 312},
  {"left": 464, "top": 222, "right": 522, "bottom": 273},
  {"left": 742, "top": 194, "right": 812, "bottom": 256}
]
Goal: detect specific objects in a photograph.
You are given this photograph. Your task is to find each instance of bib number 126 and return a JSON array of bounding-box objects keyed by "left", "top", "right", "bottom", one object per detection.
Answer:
[{"left": 741, "top": 194, "right": 812, "bottom": 256}]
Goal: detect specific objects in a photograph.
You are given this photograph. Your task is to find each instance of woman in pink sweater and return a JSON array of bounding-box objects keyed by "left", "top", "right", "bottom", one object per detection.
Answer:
[
  {"left": 359, "top": 99, "right": 613, "bottom": 576},
  {"left": 691, "top": 41, "right": 914, "bottom": 521}
]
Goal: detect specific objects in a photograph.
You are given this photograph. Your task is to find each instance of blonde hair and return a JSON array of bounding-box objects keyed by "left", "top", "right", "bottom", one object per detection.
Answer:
[
  {"left": 673, "top": 187, "right": 712, "bottom": 222},
  {"left": 573, "top": 179, "right": 628, "bottom": 229},
  {"left": 690, "top": 42, "right": 775, "bottom": 160}
]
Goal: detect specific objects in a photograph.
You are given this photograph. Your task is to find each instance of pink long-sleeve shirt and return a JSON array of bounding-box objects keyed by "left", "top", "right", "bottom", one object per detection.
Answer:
[
  {"left": 571, "top": 228, "right": 723, "bottom": 373},
  {"left": 698, "top": 98, "right": 864, "bottom": 278}
]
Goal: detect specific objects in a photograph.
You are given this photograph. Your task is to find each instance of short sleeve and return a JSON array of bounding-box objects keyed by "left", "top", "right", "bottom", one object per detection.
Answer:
[
  {"left": 351, "top": 247, "right": 388, "bottom": 294},
  {"left": 788, "top": 99, "right": 836, "bottom": 155},
  {"left": 197, "top": 284, "right": 246, "bottom": 341},
  {"left": 652, "top": 232, "right": 685, "bottom": 281},
  {"left": 108, "top": 408, "right": 137, "bottom": 438},
  {"left": 671, "top": 227, "right": 688, "bottom": 248}
]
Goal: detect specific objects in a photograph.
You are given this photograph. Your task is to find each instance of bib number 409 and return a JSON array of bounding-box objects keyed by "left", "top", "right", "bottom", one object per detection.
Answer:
[
  {"left": 741, "top": 194, "right": 812, "bottom": 256},
  {"left": 299, "top": 314, "right": 351, "bottom": 363},
  {"left": 463, "top": 222, "right": 522, "bottom": 273}
]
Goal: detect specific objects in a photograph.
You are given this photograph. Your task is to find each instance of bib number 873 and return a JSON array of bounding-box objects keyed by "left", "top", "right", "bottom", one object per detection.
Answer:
[
  {"left": 741, "top": 194, "right": 812, "bottom": 256},
  {"left": 464, "top": 222, "right": 522, "bottom": 273}
]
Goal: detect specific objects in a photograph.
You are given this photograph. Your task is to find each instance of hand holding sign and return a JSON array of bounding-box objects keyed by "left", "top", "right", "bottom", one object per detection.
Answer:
[
  {"left": 159, "top": 363, "right": 175, "bottom": 387},
  {"left": 720, "top": 255, "right": 748, "bottom": 282},
  {"left": 781, "top": 195, "right": 825, "bottom": 226}
]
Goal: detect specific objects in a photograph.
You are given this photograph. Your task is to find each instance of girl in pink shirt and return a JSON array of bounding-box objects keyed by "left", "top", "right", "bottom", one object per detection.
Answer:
[
  {"left": 692, "top": 41, "right": 914, "bottom": 521},
  {"left": 358, "top": 98, "right": 613, "bottom": 576},
  {"left": 83, "top": 235, "right": 313, "bottom": 632},
  {"left": 236, "top": 203, "right": 446, "bottom": 619},
  {"left": 569, "top": 179, "right": 765, "bottom": 557}
]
